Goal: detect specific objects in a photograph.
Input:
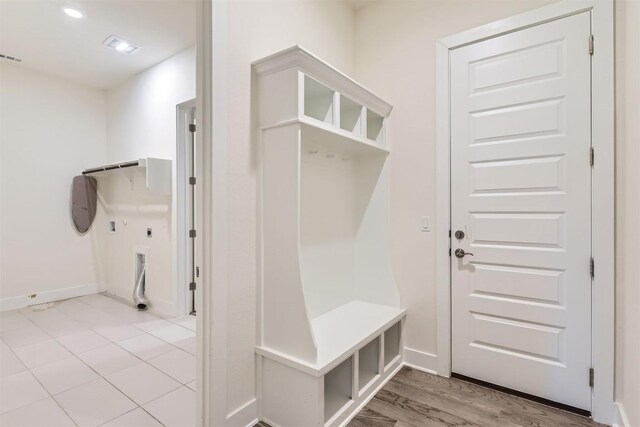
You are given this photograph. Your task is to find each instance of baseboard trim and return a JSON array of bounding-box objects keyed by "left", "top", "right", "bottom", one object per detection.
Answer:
[
  {"left": 403, "top": 347, "right": 438, "bottom": 375},
  {"left": 0, "top": 283, "right": 102, "bottom": 312},
  {"left": 260, "top": 417, "right": 281, "bottom": 427},
  {"left": 613, "top": 402, "right": 630, "bottom": 427},
  {"left": 226, "top": 398, "right": 258, "bottom": 427}
]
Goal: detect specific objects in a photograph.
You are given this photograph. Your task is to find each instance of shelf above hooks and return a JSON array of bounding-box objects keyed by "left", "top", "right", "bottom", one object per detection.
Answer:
[{"left": 82, "top": 157, "right": 172, "bottom": 195}]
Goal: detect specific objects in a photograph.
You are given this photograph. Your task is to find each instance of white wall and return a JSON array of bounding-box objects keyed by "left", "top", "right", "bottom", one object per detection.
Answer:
[
  {"left": 106, "top": 46, "right": 195, "bottom": 162},
  {"left": 97, "top": 46, "right": 196, "bottom": 316},
  {"left": 354, "top": 0, "right": 555, "bottom": 367},
  {"left": 615, "top": 1, "right": 640, "bottom": 425},
  {"left": 92, "top": 172, "right": 174, "bottom": 314},
  {"left": 222, "top": 0, "right": 357, "bottom": 416},
  {"left": 0, "top": 63, "right": 107, "bottom": 309}
]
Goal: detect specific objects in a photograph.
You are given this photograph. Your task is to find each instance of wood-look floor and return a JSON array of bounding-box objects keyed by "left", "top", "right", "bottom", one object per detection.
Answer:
[
  {"left": 256, "top": 367, "right": 607, "bottom": 427},
  {"left": 348, "top": 368, "right": 606, "bottom": 427}
]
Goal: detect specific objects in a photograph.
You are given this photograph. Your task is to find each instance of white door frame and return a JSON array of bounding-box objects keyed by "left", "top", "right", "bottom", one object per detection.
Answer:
[
  {"left": 176, "top": 99, "right": 197, "bottom": 318},
  {"left": 197, "top": 0, "right": 234, "bottom": 425},
  {"left": 435, "top": 0, "right": 614, "bottom": 423},
  {"left": 195, "top": 0, "right": 215, "bottom": 425}
]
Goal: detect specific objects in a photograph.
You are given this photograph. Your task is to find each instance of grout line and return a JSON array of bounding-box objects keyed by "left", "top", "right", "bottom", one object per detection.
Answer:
[
  {"left": 1, "top": 313, "right": 79, "bottom": 424},
  {"left": 1, "top": 344, "right": 80, "bottom": 426},
  {"left": 138, "top": 405, "right": 167, "bottom": 426},
  {"left": 96, "top": 406, "right": 143, "bottom": 427},
  {"left": 2, "top": 294, "right": 195, "bottom": 427}
]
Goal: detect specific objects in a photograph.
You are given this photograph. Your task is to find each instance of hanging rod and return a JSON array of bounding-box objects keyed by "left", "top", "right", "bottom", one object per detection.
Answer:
[{"left": 82, "top": 160, "right": 140, "bottom": 175}]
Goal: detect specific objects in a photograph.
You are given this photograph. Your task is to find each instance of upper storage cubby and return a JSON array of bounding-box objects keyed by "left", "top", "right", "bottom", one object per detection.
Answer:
[
  {"left": 304, "top": 75, "right": 335, "bottom": 124},
  {"left": 367, "top": 109, "right": 385, "bottom": 145},
  {"left": 339, "top": 95, "right": 363, "bottom": 136},
  {"left": 254, "top": 46, "right": 391, "bottom": 151}
]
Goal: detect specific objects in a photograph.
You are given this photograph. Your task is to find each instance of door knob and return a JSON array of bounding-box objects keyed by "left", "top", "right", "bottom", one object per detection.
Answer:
[{"left": 454, "top": 248, "right": 474, "bottom": 258}]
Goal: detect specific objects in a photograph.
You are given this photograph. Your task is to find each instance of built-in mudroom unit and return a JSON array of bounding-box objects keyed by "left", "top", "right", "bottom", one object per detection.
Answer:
[{"left": 254, "top": 46, "right": 406, "bottom": 427}]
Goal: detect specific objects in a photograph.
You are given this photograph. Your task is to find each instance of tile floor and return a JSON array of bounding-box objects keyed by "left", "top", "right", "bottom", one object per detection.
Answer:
[{"left": 0, "top": 294, "right": 196, "bottom": 427}]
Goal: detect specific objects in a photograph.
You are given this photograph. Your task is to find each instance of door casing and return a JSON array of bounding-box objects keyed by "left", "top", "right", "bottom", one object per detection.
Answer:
[
  {"left": 176, "top": 99, "right": 197, "bottom": 317},
  {"left": 435, "top": 0, "right": 614, "bottom": 424}
]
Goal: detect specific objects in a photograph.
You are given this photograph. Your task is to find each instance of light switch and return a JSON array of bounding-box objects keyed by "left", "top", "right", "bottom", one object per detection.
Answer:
[{"left": 421, "top": 216, "right": 430, "bottom": 232}]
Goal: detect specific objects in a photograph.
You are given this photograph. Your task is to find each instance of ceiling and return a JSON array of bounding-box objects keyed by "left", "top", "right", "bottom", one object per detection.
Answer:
[{"left": 0, "top": 0, "right": 197, "bottom": 89}]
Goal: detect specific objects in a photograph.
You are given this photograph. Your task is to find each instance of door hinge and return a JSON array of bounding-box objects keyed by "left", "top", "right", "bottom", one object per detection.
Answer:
[
  {"left": 590, "top": 147, "right": 595, "bottom": 166},
  {"left": 189, "top": 176, "right": 196, "bottom": 185},
  {"left": 449, "top": 248, "right": 452, "bottom": 257},
  {"left": 189, "top": 229, "right": 196, "bottom": 238},
  {"left": 189, "top": 282, "right": 196, "bottom": 291},
  {"left": 189, "top": 123, "right": 196, "bottom": 133},
  {"left": 590, "top": 257, "right": 595, "bottom": 278},
  {"left": 589, "top": 34, "right": 594, "bottom": 55},
  {"left": 589, "top": 368, "right": 594, "bottom": 387},
  {"left": 449, "top": 230, "right": 452, "bottom": 238}
]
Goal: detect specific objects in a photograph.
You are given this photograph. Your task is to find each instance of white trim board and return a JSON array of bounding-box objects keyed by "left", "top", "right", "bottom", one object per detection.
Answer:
[
  {"left": 403, "top": 347, "right": 438, "bottom": 375},
  {"left": 435, "top": 0, "right": 614, "bottom": 424},
  {"left": 203, "top": 0, "right": 226, "bottom": 425},
  {"left": 226, "top": 398, "right": 258, "bottom": 427},
  {"left": 195, "top": 0, "right": 214, "bottom": 425},
  {"left": 0, "top": 283, "right": 102, "bottom": 312},
  {"left": 175, "top": 98, "right": 197, "bottom": 318},
  {"left": 613, "top": 403, "right": 630, "bottom": 427}
]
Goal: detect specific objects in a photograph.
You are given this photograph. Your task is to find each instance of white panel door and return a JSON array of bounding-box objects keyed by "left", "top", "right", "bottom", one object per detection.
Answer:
[{"left": 450, "top": 12, "right": 592, "bottom": 411}]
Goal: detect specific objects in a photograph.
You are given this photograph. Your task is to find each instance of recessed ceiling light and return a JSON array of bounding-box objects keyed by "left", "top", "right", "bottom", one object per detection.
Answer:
[
  {"left": 103, "top": 35, "right": 140, "bottom": 55},
  {"left": 63, "top": 7, "right": 85, "bottom": 19}
]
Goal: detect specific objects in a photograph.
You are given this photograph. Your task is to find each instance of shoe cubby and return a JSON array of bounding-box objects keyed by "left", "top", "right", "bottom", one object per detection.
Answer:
[
  {"left": 384, "top": 321, "right": 401, "bottom": 368},
  {"left": 324, "top": 356, "right": 353, "bottom": 423},
  {"left": 358, "top": 337, "right": 380, "bottom": 392}
]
